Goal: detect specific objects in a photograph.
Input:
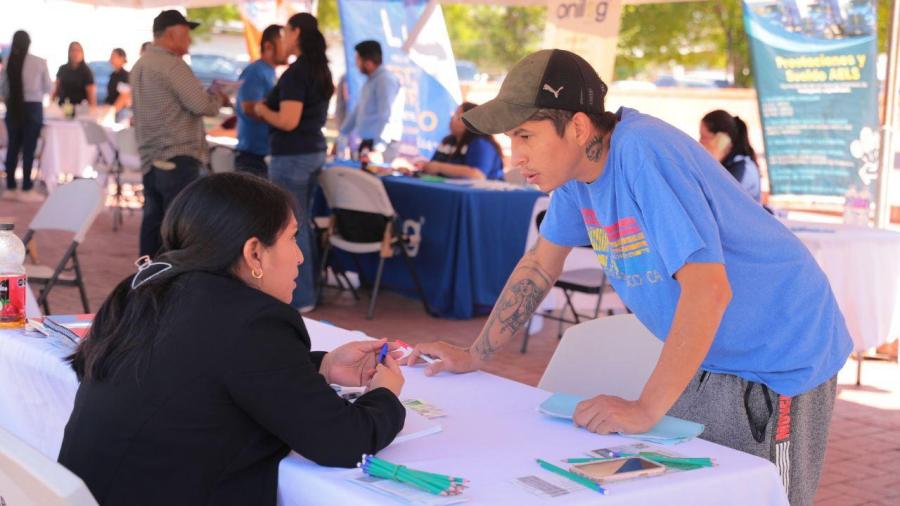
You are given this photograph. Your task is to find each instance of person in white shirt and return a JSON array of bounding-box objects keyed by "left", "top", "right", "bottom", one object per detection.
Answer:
[{"left": 0, "top": 30, "right": 51, "bottom": 201}]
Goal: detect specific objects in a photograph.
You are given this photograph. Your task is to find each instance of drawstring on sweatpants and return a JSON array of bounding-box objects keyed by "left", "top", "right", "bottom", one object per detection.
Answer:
[{"left": 744, "top": 382, "right": 773, "bottom": 443}]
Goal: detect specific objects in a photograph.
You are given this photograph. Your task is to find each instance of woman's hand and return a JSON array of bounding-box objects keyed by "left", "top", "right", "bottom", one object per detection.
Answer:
[
  {"left": 419, "top": 161, "right": 439, "bottom": 175},
  {"left": 319, "top": 339, "right": 400, "bottom": 387},
  {"left": 368, "top": 355, "right": 405, "bottom": 397}
]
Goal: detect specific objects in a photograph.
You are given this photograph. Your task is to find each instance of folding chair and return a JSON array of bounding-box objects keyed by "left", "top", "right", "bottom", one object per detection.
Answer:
[
  {"left": 79, "top": 120, "right": 117, "bottom": 176},
  {"left": 0, "top": 426, "right": 99, "bottom": 506},
  {"left": 209, "top": 144, "right": 236, "bottom": 174},
  {"left": 317, "top": 166, "right": 434, "bottom": 319},
  {"left": 22, "top": 178, "right": 105, "bottom": 314},
  {"left": 538, "top": 314, "right": 663, "bottom": 400},
  {"left": 521, "top": 198, "right": 614, "bottom": 353},
  {"left": 108, "top": 127, "right": 144, "bottom": 231}
]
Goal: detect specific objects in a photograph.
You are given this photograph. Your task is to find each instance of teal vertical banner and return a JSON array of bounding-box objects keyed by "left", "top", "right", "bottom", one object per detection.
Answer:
[{"left": 743, "top": 0, "right": 879, "bottom": 197}]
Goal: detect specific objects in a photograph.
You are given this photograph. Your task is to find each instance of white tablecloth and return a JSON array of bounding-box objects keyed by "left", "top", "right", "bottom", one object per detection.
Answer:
[
  {"left": 0, "top": 318, "right": 787, "bottom": 505},
  {"left": 786, "top": 220, "right": 900, "bottom": 351},
  {"left": 40, "top": 119, "right": 98, "bottom": 188}
]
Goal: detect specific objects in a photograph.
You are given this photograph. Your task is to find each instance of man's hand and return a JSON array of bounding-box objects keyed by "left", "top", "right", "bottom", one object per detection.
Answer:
[
  {"left": 405, "top": 341, "right": 477, "bottom": 376},
  {"left": 253, "top": 102, "right": 270, "bottom": 121},
  {"left": 572, "top": 395, "right": 660, "bottom": 435}
]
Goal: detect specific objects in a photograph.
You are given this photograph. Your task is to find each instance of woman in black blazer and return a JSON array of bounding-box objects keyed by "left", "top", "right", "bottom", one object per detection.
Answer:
[{"left": 58, "top": 173, "right": 406, "bottom": 505}]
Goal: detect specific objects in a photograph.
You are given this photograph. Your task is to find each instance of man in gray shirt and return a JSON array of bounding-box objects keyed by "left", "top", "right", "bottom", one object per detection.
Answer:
[{"left": 131, "top": 10, "right": 225, "bottom": 256}]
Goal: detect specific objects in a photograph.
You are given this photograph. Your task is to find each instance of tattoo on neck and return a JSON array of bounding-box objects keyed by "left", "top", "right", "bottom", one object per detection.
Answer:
[{"left": 585, "top": 135, "right": 604, "bottom": 162}]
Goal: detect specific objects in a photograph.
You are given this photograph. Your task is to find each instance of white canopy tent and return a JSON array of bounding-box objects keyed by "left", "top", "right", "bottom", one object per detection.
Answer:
[{"left": 55, "top": 0, "right": 900, "bottom": 226}]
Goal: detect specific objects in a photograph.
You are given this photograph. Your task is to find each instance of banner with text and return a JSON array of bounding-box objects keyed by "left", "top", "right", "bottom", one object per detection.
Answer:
[
  {"left": 339, "top": 0, "right": 462, "bottom": 158},
  {"left": 743, "top": 0, "right": 879, "bottom": 197},
  {"left": 239, "top": 0, "right": 315, "bottom": 61},
  {"left": 543, "top": 0, "right": 623, "bottom": 84}
]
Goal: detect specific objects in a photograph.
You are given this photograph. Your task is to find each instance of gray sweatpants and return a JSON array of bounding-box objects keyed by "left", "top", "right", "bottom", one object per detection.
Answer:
[{"left": 668, "top": 371, "right": 837, "bottom": 506}]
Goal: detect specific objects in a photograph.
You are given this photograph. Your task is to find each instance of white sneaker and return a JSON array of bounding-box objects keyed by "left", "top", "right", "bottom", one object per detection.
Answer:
[
  {"left": 17, "top": 190, "right": 45, "bottom": 203},
  {"left": 298, "top": 305, "right": 316, "bottom": 314}
]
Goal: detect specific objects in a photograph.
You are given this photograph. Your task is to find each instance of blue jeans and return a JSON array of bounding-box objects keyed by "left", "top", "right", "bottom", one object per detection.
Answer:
[
  {"left": 269, "top": 151, "right": 325, "bottom": 308},
  {"left": 5, "top": 102, "right": 43, "bottom": 191},
  {"left": 139, "top": 156, "right": 201, "bottom": 257}
]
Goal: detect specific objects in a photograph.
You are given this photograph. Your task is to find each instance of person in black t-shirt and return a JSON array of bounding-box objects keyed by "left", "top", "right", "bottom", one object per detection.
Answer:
[
  {"left": 53, "top": 41, "right": 95, "bottom": 106},
  {"left": 106, "top": 48, "right": 130, "bottom": 112},
  {"left": 254, "top": 13, "right": 334, "bottom": 313}
]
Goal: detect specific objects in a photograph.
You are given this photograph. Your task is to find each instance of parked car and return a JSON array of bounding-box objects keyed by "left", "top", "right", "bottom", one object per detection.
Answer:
[
  {"left": 0, "top": 43, "right": 10, "bottom": 72},
  {"left": 188, "top": 54, "right": 244, "bottom": 89},
  {"left": 455, "top": 60, "right": 486, "bottom": 83}
]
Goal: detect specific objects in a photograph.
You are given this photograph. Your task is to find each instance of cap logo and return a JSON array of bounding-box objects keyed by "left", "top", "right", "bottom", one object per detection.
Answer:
[{"left": 542, "top": 83, "right": 564, "bottom": 99}]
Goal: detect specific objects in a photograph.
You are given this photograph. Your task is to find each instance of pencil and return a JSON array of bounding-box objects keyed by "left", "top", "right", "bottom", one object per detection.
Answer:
[{"left": 536, "top": 458, "right": 608, "bottom": 495}]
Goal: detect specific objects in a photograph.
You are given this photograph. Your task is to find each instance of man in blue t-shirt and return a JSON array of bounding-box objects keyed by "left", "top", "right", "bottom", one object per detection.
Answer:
[
  {"left": 408, "top": 50, "right": 851, "bottom": 505},
  {"left": 234, "top": 24, "right": 285, "bottom": 177}
]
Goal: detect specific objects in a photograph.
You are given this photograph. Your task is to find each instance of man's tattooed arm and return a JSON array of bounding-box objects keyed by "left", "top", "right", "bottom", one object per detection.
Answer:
[{"left": 470, "top": 250, "right": 555, "bottom": 362}]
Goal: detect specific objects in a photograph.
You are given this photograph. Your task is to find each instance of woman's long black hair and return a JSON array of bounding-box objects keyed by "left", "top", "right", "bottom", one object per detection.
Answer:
[
  {"left": 288, "top": 13, "right": 334, "bottom": 100},
  {"left": 454, "top": 102, "right": 503, "bottom": 160},
  {"left": 702, "top": 109, "right": 758, "bottom": 165},
  {"left": 70, "top": 173, "right": 295, "bottom": 382},
  {"left": 5, "top": 31, "right": 31, "bottom": 129}
]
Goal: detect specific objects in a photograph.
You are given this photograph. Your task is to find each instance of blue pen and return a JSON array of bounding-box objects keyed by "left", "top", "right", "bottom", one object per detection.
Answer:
[{"left": 377, "top": 343, "right": 389, "bottom": 364}]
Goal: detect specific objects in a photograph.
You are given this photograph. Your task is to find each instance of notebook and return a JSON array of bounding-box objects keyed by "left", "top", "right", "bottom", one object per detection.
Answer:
[
  {"left": 539, "top": 392, "right": 705, "bottom": 444},
  {"left": 392, "top": 408, "right": 442, "bottom": 446},
  {"left": 31, "top": 314, "right": 94, "bottom": 344}
]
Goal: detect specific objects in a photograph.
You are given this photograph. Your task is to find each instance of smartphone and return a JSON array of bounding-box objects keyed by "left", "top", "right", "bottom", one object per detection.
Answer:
[{"left": 569, "top": 457, "right": 666, "bottom": 483}]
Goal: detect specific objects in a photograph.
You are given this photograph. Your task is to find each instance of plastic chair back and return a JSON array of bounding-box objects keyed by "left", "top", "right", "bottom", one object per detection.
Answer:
[
  {"left": 538, "top": 314, "right": 663, "bottom": 400},
  {"left": 0, "top": 427, "right": 99, "bottom": 506},
  {"left": 28, "top": 179, "right": 104, "bottom": 243},
  {"left": 320, "top": 166, "right": 395, "bottom": 218}
]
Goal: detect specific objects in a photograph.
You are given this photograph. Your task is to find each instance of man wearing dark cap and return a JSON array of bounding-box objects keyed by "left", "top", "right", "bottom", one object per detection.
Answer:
[
  {"left": 408, "top": 49, "right": 851, "bottom": 505},
  {"left": 131, "top": 10, "right": 227, "bottom": 257}
]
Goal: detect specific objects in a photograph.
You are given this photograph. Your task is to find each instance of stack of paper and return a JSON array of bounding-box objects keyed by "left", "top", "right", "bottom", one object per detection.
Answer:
[
  {"left": 392, "top": 408, "right": 442, "bottom": 445},
  {"left": 538, "top": 392, "right": 705, "bottom": 445}
]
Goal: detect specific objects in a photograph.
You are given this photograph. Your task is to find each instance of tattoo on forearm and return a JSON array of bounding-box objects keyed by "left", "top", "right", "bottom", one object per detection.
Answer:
[
  {"left": 473, "top": 263, "right": 552, "bottom": 361},
  {"left": 585, "top": 135, "right": 604, "bottom": 162}
]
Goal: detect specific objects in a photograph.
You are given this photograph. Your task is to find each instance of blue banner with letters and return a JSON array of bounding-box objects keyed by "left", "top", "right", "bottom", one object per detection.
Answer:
[
  {"left": 338, "top": 0, "right": 462, "bottom": 158},
  {"left": 743, "top": 0, "right": 879, "bottom": 197}
]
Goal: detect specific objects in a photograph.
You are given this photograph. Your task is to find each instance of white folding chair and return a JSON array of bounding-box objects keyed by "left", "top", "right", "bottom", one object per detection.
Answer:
[
  {"left": 318, "top": 166, "right": 433, "bottom": 319},
  {"left": 108, "top": 127, "right": 144, "bottom": 231},
  {"left": 79, "top": 120, "right": 116, "bottom": 176},
  {"left": 538, "top": 314, "right": 663, "bottom": 400},
  {"left": 22, "top": 179, "right": 105, "bottom": 314},
  {"left": 209, "top": 144, "right": 236, "bottom": 174},
  {"left": 0, "top": 427, "right": 98, "bottom": 506}
]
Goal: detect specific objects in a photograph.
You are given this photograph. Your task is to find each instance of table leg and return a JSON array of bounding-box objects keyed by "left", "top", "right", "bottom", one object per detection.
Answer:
[{"left": 856, "top": 351, "right": 863, "bottom": 386}]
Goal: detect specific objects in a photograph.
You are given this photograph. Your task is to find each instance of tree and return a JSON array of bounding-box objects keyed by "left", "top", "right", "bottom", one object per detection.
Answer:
[
  {"left": 186, "top": 6, "right": 242, "bottom": 38},
  {"left": 442, "top": 4, "right": 545, "bottom": 75},
  {"left": 616, "top": 0, "right": 751, "bottom": 86}
]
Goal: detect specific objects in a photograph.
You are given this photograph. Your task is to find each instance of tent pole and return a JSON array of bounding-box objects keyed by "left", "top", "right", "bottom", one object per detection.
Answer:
[{"left": 876, "top": 0, "right": 900, "bottom": 228}]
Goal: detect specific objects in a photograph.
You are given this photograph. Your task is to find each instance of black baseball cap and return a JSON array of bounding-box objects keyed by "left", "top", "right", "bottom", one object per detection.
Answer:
[
  {"left": 153, "top": 10, "right": 200, "bottom": 34},
  {"left": 462, "top": 49, "right": 608, "bottom": 135}
]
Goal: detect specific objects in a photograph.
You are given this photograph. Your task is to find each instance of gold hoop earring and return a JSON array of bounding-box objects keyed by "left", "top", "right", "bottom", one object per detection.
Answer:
[{"left": 251, "top": 268, "right": 264, "bottom": 279}]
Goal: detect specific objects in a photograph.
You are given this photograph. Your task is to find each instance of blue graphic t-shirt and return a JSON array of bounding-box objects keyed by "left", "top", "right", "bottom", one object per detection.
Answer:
[
  {"left": 540, "top": 107, "right": 852, "bottom": 396},
  {"left": 236, "top": 60, "right": 276, "bottom": 156}
]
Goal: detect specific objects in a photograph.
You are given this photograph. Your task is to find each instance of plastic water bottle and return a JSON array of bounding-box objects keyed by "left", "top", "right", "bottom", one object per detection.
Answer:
[
  {"left": 0, "top": 223, "right": 27, "bottom": 328},
  {"left": 843, "top": 186, "right": 858, "bottom": 225}
]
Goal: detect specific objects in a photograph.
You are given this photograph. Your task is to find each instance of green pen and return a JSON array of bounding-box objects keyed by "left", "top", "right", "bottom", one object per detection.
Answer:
[
  {"left": 536, "top": 459, "right": 608, "bottom": 495},
  {"left": 564, "top": 454, "right": 713, "bottom": 468}
]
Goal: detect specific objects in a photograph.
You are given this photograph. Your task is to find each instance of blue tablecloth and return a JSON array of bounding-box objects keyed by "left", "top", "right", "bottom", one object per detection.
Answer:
[{"left": 321, "top": 165, "right": 543, "bottom": 319}]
